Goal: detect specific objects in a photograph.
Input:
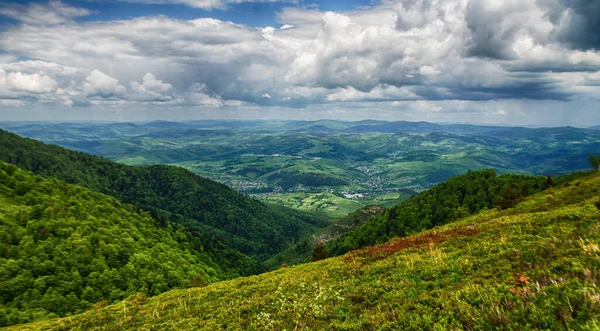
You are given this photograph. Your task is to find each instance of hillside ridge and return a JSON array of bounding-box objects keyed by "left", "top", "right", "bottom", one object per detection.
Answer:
[
  {"left": 12, "top": 171, "right": 600, "bottom": 330},
  {"left": 0, "top": 129, "right": 329, "bottom": 262}
]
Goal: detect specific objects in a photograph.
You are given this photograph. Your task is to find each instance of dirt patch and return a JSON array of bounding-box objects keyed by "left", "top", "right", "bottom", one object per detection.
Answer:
[{"left": 342, "top": 224, "right": 480, "bottom": 263}]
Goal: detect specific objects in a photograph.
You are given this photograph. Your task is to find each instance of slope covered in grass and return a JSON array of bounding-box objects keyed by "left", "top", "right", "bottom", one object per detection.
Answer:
[
  {"left": 0, "top": 163, "right": 250, "bottom": 327},
  {"left": 14, "top": 172, "right": 600, "bottom": 330},
  {"left": 328, "top": 169, "right": 550, "bottom": 256},
  {"left": 0, "top": 129, "right": 329, "bottom": 261}
]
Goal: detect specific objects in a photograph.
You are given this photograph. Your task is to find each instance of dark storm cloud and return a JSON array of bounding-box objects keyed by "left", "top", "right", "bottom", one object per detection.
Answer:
[
  {"left": 465, "top": 0, "right": 520, "bottom": 60},
  {"left": 554, "top": 0, "right": 600, "bottom": 50}
]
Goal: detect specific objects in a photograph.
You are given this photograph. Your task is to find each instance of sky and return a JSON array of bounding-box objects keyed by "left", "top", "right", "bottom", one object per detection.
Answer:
[{"left": 0, "top": 0, "right": 599, "bottom": 126}]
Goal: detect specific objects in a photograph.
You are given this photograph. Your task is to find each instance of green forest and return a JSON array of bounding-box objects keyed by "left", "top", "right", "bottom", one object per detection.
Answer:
[{"left": 0, "top": 162, "right": 246, "bottom": 326}]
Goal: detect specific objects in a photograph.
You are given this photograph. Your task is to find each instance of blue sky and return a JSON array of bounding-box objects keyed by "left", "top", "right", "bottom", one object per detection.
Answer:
[
  {"left": 1, "top": 0, "right": 372, "bottom": 27},
  {"left": 0, "top": 0, "right": 599, "bottom": 126}
]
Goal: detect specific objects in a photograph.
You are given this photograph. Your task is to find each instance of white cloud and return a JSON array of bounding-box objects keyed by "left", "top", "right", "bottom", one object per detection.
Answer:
[
  {"left": 0, "top": 0, "right": 90, "bottom": 26},
  {"left": 4, "top": 72, "right": 58, "bottom": 94},
  {"left": 83, "top": 70, "right": 127, "bottom": 98},
  {"left": 129, "top": 73, "right": 173, "bottom": 101},
  {"left": 117, "top": 0, "right": 297, "bottom": 10},
  {"left": 326, "top": 85, "right": 418, "bottom": 102},
  {"left": 418, "top": 66, "right": 441, "bottom": 76}
]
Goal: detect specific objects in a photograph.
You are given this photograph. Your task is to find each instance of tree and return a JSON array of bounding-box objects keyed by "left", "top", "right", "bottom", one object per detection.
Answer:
[
  {"left": 311, "top": 240, "right": 328, "bottom": 262},
  {"left": 590, "top": 154, "right": 600, "bottom": 172}
]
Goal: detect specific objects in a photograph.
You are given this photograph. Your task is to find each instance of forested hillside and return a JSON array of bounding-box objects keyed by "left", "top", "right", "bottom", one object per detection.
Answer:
[
  {"left": 264, "top": 205, "right": 385, "bottom": 268},
  {"left": 328, "top": 170, "right": 550, "bottom": 255},
  {"left": 0, "top": 129, "right": 329, "bottom": 261},
  {"left": 0, "top": 162, "right": 250, "bottom": 327},
  {"left": 13, "top": 171, "right": 600, "bottom": 330}
]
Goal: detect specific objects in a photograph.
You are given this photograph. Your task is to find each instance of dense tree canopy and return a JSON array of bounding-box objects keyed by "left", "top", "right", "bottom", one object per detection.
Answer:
[{"left": 0, "top": 162, "right": 251, "bottom": 327}]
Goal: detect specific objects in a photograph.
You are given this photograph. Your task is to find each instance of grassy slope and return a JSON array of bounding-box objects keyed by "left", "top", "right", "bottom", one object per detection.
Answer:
[
  {"left": 15, "top": 173, "right": 600, "bottom": 330},
  {"left": 327, "top": 170, "right": 549, "bottom": 256}
]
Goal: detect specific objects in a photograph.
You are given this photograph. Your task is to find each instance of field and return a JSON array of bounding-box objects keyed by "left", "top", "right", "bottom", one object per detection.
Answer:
[
  {"left": 255, "top": 191, "right": 411, "bottom": 218},
  {"left": 255, "top": 192, "right": 364, "bottom": 219}
]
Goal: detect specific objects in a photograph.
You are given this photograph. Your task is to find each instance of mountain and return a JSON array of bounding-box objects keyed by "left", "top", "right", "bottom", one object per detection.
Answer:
[
  {"left": 0, "top": 129, "right": 329, "bottom": 261},
  {"left": 9, "top": 121, "right": 599, "bottom": 194},
  {"left": 0, "top": 162, "right": 250, "bottom": 326},
  {"left": 327, "top": 169, "right": 550, "bottom": 256},
  {"left": 590, "top": 125, "right": 600, "bottom": 130},
  {"left": 1, "top": 122, "right": 157, "bottom": 142},
  {"left": 12, "top": 171, "right": 600, "bottom": 330}
]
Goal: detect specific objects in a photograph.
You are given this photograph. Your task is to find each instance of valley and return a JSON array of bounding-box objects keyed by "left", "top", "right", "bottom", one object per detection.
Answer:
[
  {"left": 4, "top": 120, "right": 600, "bottom": 217},
  {"left": 1, "top": 122, "right": 599, "bottom": 329}
]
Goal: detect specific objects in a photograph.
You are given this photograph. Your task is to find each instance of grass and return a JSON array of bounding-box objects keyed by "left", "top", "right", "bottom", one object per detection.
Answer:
[
  {"left": 12, "top": 172, "right": 600, "bottom": 330},
  {"left": 256, "top": 192, "right": 366, "bottom": 218}
]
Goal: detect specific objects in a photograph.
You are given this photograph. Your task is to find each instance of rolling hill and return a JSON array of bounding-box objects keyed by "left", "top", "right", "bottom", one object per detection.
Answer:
[
  {"left": 6, "top": 121, "right": 598, "bottom": 196},
  {"left": 11, "top": 170, "right": 600, "bottom": 330},
  {"left": 0, "top": 129, "right": 329, "bottom": 262}
]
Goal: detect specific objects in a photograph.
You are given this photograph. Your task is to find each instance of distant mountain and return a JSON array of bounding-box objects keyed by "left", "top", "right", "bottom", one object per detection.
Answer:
[
  {"left": 4, "top": 120, "right": 600, "bottom": 193},
  {"left": 589, "top": 125, "right": 600, "bottom": 130},
  {"left": 0, "top": 129, "right": 329, "bottom": 262},
  {"left": 1, "top": 122, "right": 157, "bottom": 142},
  {"left": 13, "top": 171, "right": 600, "bottom": 330},
  {"left": 142, "top": 120, "right": 194, "bottom": 129}
]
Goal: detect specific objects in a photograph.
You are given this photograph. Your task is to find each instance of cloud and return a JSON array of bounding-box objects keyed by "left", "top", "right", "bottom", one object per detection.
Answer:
[
  {"left": 129, "top": 73, "right": 173, "bottom": 101},
  {"left": 0, "top": 0, "right": 91, "bottom": 26},
  {"left": 4, "top": 72, "right": 58, "bottom": 94},
  {"left": 83, "top": 70, "right": 127, "bottom": 98},
  {"left": 116, "top": 0, "right": 297, "bottom": 10},
  {"left": 0, "top": 63, "right": 76, "bottom": 107},
  {"left": 0, "top": 0, "right": 599, "bottom": 124},
  {"left": 551, "top": 0, "right": 600, "bottom": 51}
]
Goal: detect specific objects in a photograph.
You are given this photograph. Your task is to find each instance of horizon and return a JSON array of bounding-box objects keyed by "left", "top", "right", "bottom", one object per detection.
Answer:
[{"left": 0, "top": 118, "right": 598, "bottom": 130}]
